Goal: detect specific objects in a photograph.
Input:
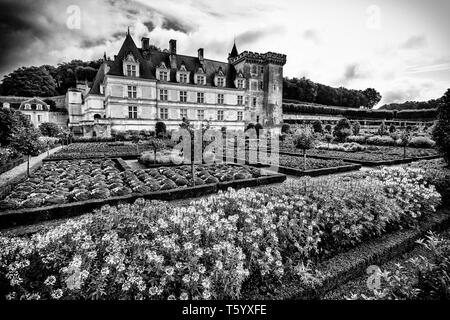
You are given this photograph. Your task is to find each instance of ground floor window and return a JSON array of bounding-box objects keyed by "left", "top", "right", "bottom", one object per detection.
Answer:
[
  {"left": 237, "top": 111, "right": 243, "bottom": 121},
  {"left": 197, "top": 109, "right": 204, "bottom": 120},
  {"left": 217, "top": 110, "right": 224, "bottom": 121}
]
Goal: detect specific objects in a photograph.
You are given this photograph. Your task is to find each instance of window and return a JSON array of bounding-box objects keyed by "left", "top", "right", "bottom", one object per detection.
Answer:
[
  {"left": 251, "top": 81, "right": 257, "bottom": 91},
  {"left": 237, "top": 111, "right": 243, "bottom": 121},
  {"left": 252, "top": 97, "right": 257, "bottom": 108},
  {"left": 256, "top": 115, "right": 260, "bottom": 123},
  {"left": 259, "top": 81, "right": 264, "bottom": 90},
  {"left": 180, "top": 109, "right": 188, "bottom": 120},
  {"left": 128, "top": 106, "right": 138, "bottom": 119},
  {"left": 36, "top": 104, "right": 43, "bottom": 110},
  {"left": 197, "top": 109, "right": 204, "bottom": 120},
  {"left": 217, "top": 110, "right": 224, "bottom": 121},
  {"left": 26, "top": 115, "right": 31, "bottom": 121},
  {"left": 217, "top": 77, "right": 225, "bottom": 87},
  {"left": 260, "top": 66, "right": 264, "bottom": 74},
  {"left": 127, "top": 65, "right": 136, "bottom": 77},
  {"left": 159, "top": 89, "right": 168, "bottom": 101},
  {"left": 37, "top": 115, "right": 42, "bottom": 122},
  {"left": 127, "top": 86, "right": 137, "bottom": 99},
  {"left": 159, "top": 71, "right": 168, "bottom": 81},
  {"left": 237, "top": 79, "right": 244, "bottom": 89},
  {"left": 252, "top": 65, "right": 257, "bottom": 74},
  {"left": 180, "top": 73, "right": 188, "bottom": 83},
  {"left": 217, "top": 94, "right": 224, "bottom": 104},
  {"left": 179, "top": 91, "right": 187, "bottom": 102},
  {"left": 237, "top": 95, "right": 243, "bottom": 105},
  {"left": 196, "top": 75, "right": 205, "bottom": 85},
  {"left": 160, "top": 108, "right": 168, "bottom": 120},
  {"left": 24, "top": 104, "right": 31, "bottom": 110},
  {"left": 197, "top": 92, "right": 204, "bottom": 103}
]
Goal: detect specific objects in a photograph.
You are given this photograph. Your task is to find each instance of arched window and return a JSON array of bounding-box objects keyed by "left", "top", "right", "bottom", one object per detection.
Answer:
[{"left": 94, "top": 114, "right": 102, "bottom": 121}]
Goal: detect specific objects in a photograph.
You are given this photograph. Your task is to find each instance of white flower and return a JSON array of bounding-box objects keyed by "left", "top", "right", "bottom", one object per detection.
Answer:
[
  {"left": 44, "top": 275, "right": 56, "bottom": 286},
  {"left": 215, "top": 261, "right": 223, "bottom": 270},
  {"left": 165, "top": 267, "right": 174, "bottom": 276},
  {"left": 51, "top": 289, "right": 63, "bottom": 300},
  {"left": 180, "top": 292, "right": 189, "bottom": 300}
]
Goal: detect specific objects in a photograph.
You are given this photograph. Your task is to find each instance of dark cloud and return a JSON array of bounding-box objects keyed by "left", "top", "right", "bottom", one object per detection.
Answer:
[
  {"left": 401, "top": 35, "right": 427, "bottom": 49},
  {"left": 236, "top": 26, "right": 285, "bottom": 45},
  {"left": 143, "top": 21, "right": 155, "bottom": 32},
  {"left": 161, "top": 18, "right": 191, "bottom": 33}
]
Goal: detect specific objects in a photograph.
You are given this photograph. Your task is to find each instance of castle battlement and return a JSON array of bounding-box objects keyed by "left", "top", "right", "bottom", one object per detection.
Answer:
[{"left": 230, "top": 51, "right": 287, "bottom": 66}]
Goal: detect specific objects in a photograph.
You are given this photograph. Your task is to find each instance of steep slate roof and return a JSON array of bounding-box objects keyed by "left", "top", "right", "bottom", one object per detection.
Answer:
[
  {"left": 91, "top": 33, "right": 239, "bottom": 92},
  {"left": 229, "top": 42, "right": 238, "bottom": 59},
  {"left": 19, "top": 97, "right": 49, "bottom": 111}
]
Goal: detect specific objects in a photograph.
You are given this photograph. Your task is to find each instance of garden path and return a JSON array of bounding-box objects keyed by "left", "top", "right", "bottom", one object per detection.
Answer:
[{"left": 0, "top": 145, "right": 63, "bottom": 187}]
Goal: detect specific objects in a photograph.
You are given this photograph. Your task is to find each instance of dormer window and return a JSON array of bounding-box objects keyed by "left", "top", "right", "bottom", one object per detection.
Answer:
[
  {"left": 159, "top": 70, "right": 168, "bottom": 81},
  {"left": 176, "top": 62, "right": 190, "bottom": 84},
  {"left": 24, "top": 104, "right": 31, "bottom": 110},
  {"left": 237, "top": 79, "right": 244, "bottom": 89},
  {"left": 36, "top": 104, "right": 43, "bottom": 110},
  {"left": 217, "top": 77, "right": 225, "bottom": 87},
  {"left": 123, "top": 53, "right": 139, "bottom": 77},
  {"left": 196, "top": 75, "right": 205, "bottom": 85},
  {"left": 127, "top": 65, "right": 136, "bottom": 77}
]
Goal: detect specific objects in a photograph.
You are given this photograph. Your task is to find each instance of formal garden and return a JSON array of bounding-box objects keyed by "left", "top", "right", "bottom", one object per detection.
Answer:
[{"left": 0, "top": 90, "right": 449, "bottom": 301}]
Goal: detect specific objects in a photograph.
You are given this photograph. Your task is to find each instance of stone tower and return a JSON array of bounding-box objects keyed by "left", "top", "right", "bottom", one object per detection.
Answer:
[{"left": 229, "top": 48, "right": 286, "bottom": 126}]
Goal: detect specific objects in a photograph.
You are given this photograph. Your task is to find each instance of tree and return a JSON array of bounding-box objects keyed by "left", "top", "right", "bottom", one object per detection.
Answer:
[
  {"left": 39, "top": 122, "right": 61, "bottom": 137},
  {"left": 312, "top": 120, "right": 323, "bottom": 133},
  {"left": 352, "top": 121, "right": 361, "bottom": 135},
  {"left": 43, "top": 99, "right": 57, "bottom": 111},
  {"left": 325, "top": 133, "right": 333, "bottom": 149},
  {"left": 10, "top": 127, "right": 42, "bottom": 176},
  {"left": 293, "top": 127, "right": 316, "bottom": 170},
  {"left": 155, "top": 122, "right": 167, "bottom": 137},
  {"left": 363, "top": 88, "right": 382, "bottom": 109},
  {"left": 433, "top": 89, "right": 450, "bottom": 165},
  {"left": 255, "top": 123, "right": 263, "bottom": 138},
  {"left": 399, "top": 130, "right": 411, "bottom": 159},
  {"left": 1, "top": 66, "right": 58, "bottom": 97},
  {"left": 0, "top": 109, "right": 33, "bottom": 146},
  {"left": 333, "top": 118, "right": 352, "bottom": 142}
]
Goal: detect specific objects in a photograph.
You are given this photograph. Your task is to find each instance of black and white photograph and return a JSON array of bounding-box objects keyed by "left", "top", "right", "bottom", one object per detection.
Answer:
[{"left": 0, "top": 0, "right": 449, "bottom": 314}]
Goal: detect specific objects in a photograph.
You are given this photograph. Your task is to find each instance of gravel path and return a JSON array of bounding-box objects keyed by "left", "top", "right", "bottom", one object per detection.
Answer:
[{"left": 0, "top": 145, "right": 63, "bottom": 187}]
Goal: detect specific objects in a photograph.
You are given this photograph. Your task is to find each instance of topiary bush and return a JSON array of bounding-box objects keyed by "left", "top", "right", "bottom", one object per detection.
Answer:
[
  {"left": 408, "top": 136, "right": 436, "bottom": 149},
  {"left": 333, "top": 118, "right": 352, "bottom": 142},
  {"left": 155, "top": 122, "right": 167, "bottom": 138},
  {"left": 312, "top": 120, "right": 323, "bottom": 134},
  {"left": 281, "top": 123, "right": 291, "bottom": 134},
  {"left": 352, "top": 121, "right": 361, "bottom": 135},
  {"left": 433, "top": 89, "right": 450, "bottom": 165}
]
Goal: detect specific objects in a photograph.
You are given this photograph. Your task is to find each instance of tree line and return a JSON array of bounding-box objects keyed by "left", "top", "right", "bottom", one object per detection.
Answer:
[
  {"left": 379, "top": 95, "right": 445, "bottom": 111},
  {"left": 283, "top": 77, "right": 382, "bottom": 109},
  {"left": 0, "top": 59, "right": 103, "bottom": 97}
]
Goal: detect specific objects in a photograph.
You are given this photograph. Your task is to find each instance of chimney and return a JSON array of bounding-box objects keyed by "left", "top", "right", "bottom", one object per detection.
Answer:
[
  {"left": 169, "top": 39, "right": 177, "bottom": 54},
  {"left": 198, "top": 48, "right": 204, "bottom": 64},
  {"left": 169, "top": 39, "right": 177, "bottom": 69},
  {"left": 141, "top": 37, "right": 149, "bottom": 50}
]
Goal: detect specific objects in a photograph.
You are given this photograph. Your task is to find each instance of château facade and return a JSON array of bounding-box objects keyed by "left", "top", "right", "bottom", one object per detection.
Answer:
[{"left": 67, "top": 31, "right": 286, "bottom": 137}]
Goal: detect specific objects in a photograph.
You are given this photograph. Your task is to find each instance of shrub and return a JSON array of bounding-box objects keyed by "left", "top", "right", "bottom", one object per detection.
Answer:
[
  {"left": 281, "top": 124, "right": 291, "bottom": 134},
  {"left": 408, "top": 136, "right": 435, "bottom": 148},
  {"left": 324, "top": 124, "right": 332, "bottom": 133},
  {"left": 293, "top": 127, "right": 316, "bottom": 170},
  {"left": 255, "top": 123, "right": 263, "bottom": 138},
  {"left": 433, "top": 89, "right": 450, "bottom": 164},
  {"left": 347, "top": 135, "right": 367, "bottom": 144},
  {"left": 333, "top": 118, "right": 352, "bottom": 142},
  {"left": 378, "top": 121, "right": 388, "bottom": 136},
  {"left": 155, "top": 122, "right": 167, "bottom": 138},
  {"left": 312, "top": 120, "right": 323, "bottom": 134},
  {"left": 246, "top": 123, "right": 255, "bottom": 131},
  {"left": 366, "top": 135, "right": 396, "bottom": 146},
  {"left": 348, "top": 232, "right": 450, "bottom": 300},
  {"left": 352, "top": 122, "right": 361, "bottom": 135},
  {"left": 39, "top": 123, "right": 61, "bottom": 137},
  {"left": 389, "top": 124, "right": 396, "bottom": 133}
]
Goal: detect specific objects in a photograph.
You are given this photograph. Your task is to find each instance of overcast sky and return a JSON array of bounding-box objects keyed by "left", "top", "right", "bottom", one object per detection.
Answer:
[{"left": 0, "top": 0, "right": 448, "bottom": 106}]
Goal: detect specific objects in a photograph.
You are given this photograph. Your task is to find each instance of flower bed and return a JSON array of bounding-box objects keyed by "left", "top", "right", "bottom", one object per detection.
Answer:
[
  {"left": 0, "top": 159, "right": 264, "bottom": 211},
  {"left": 47, "top": 140, "right": 174, "bottom": 160},
  {"left": 0, "top": 166, "right": 441, "bottom": 300}
]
